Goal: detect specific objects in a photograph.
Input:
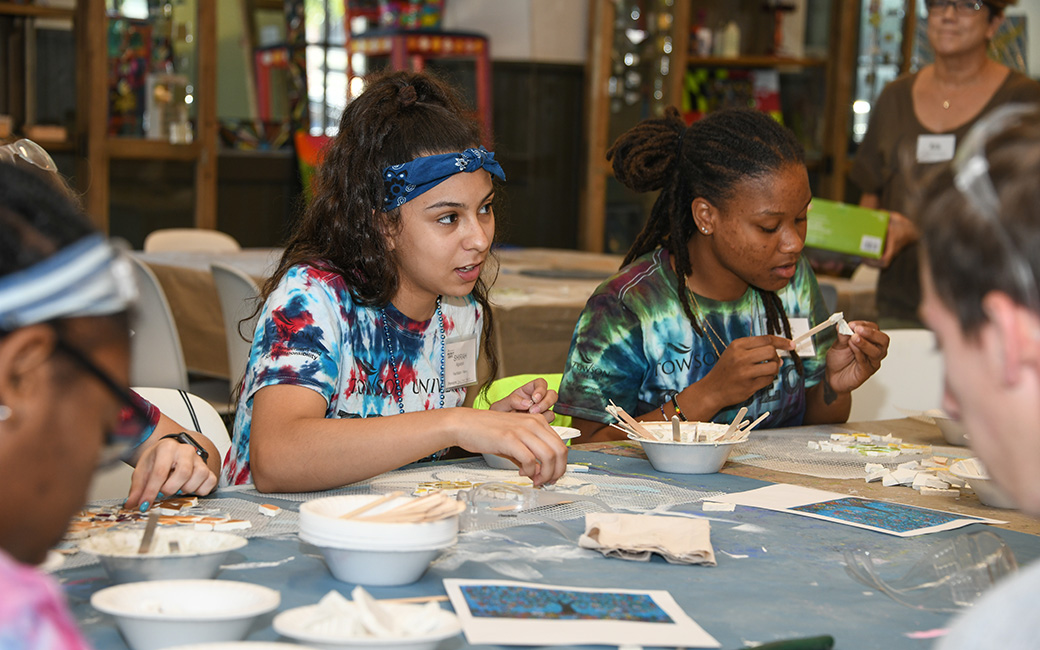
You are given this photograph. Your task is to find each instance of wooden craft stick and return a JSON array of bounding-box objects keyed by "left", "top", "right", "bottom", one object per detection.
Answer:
[
  {"left": 379, "top": 595, "right": 450, "bottom": 604},
  {"left": 722, "top": 407, "right": 748, "bottom": 440},
  {"left": 791, "top": 312, "right": 843, "bottom": 347},
  {"left": 339, "top": 491, "right": 403, "bottom": 520},
  {"left": 608, "top": 400, "right": 656, "bottom": 440},
  {"left": 735, "top": 411, "right": 770, "bottom": 439}
]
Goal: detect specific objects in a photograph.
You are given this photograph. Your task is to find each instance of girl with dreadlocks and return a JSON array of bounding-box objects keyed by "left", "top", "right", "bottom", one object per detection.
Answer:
[{"left": 557, "top": 108, "right": 889, "bottom": 441}]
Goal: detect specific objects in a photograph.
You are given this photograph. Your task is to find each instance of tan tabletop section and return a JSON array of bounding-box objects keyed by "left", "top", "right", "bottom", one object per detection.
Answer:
[
  {"left": 578, "top": 417, "right": 1039, "bottom": 536},
  {"left": 133, "top": 247, "right": 878, "bottom": 382}
]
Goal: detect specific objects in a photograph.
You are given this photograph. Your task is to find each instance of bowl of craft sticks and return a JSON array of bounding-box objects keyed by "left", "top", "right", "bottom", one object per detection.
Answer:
[{"left": 298, "top": 492, "right": 463, "bottom": 586}]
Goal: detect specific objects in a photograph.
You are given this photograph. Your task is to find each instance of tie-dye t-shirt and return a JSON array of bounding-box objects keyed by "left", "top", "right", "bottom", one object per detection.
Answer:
[
  {"left": 557, "top": 248, "right": 832, "bottom": 428},
  {"left": 0, "top": 548, "right": 91, "bottom": 650},
  {"left": 221, "top": 263, "right": 482, "bottom": 486}
]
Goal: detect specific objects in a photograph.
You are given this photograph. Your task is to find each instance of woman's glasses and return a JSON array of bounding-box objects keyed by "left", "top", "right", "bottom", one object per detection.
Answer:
[
  {"left": 925, "top": 0, "right": 989, "bottom": 14},
  {"left": 0, "top": 138, "right": 58, "bottom": 173}
]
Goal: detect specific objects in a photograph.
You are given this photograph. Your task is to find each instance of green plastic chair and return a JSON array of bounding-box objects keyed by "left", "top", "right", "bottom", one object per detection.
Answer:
[{"left": 472, "top": 373, "right": 571, "bottom": 429}]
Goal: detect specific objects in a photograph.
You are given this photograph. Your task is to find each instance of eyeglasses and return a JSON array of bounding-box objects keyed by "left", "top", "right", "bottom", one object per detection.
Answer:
[
  {"left": 0, "top": 138, "right": 57, "bottom": 173},
  {"left": 925, "top": 0, "right": 989, "bottom": 14},
  {"left": 51, "top": 333, "right": 151, "bottom": 468}
]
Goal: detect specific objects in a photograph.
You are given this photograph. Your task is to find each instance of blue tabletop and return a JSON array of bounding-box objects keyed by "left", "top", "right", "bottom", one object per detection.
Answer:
[{"left": 64, "top": 449, "right": 1040, "bottom": 650}]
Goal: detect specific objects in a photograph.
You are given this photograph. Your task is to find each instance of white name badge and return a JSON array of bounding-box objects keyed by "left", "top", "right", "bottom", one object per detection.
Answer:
[
  {"left": 916, "top": 134, "right": 956, "bottom": 163},
  {"left": 444, "top": 335, "right": 479, "bottom": 390},
  {"left": 779, "top": 318, "right": 816, "bottom": 357}
]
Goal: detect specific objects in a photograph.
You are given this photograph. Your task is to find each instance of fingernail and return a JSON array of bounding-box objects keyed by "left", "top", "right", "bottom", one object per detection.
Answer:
[
  {"left": 175, "top": 489, "right": 182, "bottom": 496},
  {"left": 157, "top": 492, "right": 165, "bottom": 500},
  {"left": 139, "top": 501, "right": 150, "bottom": 512},
  {"left": 121, "top": 499, "right": 127, "bottom": 507}
]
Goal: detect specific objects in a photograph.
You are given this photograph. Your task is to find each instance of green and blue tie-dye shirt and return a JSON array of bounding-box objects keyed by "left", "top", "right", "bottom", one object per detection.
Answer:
[
  {"left": 557, "top": 248, "right": 832, "bottom": 429},
  {"left": 221, "top": 263, "right": 481, "bottom": 486}
]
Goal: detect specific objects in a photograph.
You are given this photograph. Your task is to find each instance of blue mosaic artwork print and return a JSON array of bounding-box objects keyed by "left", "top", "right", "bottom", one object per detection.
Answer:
[
  {"left": 792, "top": 497, "right": 980, "bottom": 533},
  {"left": 459, "top": 585, "right": 673, "bottom": 623}
]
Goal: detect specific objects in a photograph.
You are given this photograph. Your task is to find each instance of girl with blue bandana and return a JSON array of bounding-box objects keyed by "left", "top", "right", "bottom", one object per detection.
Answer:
[
  {"left": 223, "top": 71, "right": 567, "bottom": 492},
  {"left": 557, "top": 108, "right": 891, "bottom": 440}
]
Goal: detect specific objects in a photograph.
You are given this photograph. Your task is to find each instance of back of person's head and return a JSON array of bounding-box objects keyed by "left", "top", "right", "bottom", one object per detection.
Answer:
[
  {"left": 918, "top": 104, "right": 1040, "bottom": 336},
  {"left": 271, "top": 70, "right": 484, "bottom": 307}
]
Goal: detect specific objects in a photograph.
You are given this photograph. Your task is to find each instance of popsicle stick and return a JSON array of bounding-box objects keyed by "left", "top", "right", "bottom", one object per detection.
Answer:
[
  {"left": 380, "top": 595, "right": 450, "bottom": 604},
  {"left": 671, "top": 415, "right": 681, "bottom": 442},
  {"left": 608, "top": 400, "right": 656, "bottom": 440},
  {"left": 339, "top": 491, "right": 403, "bottom": 519},
  {"left": 734, "top": 411, "right": 770, "bottom": 440},
  {"left": 722, "top": 407, "right": 748, "bottom": 440},
  {"left": 791, "top": 312, "right": 843, "bottom": 347}
]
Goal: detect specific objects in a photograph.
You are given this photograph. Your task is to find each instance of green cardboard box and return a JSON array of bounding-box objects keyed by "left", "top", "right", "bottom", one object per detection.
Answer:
[{"left": 805, "top": 198, "right": 889, "bottom": 261}]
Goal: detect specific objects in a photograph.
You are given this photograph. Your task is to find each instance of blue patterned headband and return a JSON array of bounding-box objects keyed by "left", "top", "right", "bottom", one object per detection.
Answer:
[{"left": 382, "top": 146, "right": 506, "bottom": 211}]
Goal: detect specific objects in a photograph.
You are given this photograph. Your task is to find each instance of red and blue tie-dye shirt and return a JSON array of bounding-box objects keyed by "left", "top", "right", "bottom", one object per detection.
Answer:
[
  {"left": 221, "top": 263, "right": 482, "bottom": 486},
  {"left": 557, "top": 248, "right": 832, "bottom": 429}
]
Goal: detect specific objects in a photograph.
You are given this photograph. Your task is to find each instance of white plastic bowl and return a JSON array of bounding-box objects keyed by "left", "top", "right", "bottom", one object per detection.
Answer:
[
  {"left": 950, "top": 459, "right": 1018, "bottom": 509},
  {"left": 273, "top": 601, "right": 462, "bottom": 650},
  {"left": 90, "top": 579, "right": 280, "bottom": 650},
  {"left": 299, "top": 495, "right": 459, "bottom": 586},
  {"left": 299, "top": 495, "right": 458, "bottom": 550},
  {"left": 481, "top": 425, "right": 581, "bottom": 469},
  {"left": 80, "top": 529, "right": 247, "bottom": 584},
  {"left": 934, "top": 416, "right": 970, "bottom": 446},
  {"left": 633, "top": 436, "right": 744, "bottom": 474}
]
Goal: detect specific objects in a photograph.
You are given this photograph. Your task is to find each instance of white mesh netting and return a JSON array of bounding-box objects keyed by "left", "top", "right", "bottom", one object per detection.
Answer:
[{"left": 728, "top": 428, "right": 967, "bottom": 480}]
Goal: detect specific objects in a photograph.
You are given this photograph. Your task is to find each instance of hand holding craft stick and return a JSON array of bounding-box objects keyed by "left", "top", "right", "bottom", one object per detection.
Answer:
[{"left": 790, "top": 312, "right": 845, "bottom": 347}]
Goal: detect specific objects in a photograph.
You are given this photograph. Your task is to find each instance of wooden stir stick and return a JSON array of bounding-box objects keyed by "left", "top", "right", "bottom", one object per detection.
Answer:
[{"left": 339, "top": 491, "right": 404, "bottom": 520}]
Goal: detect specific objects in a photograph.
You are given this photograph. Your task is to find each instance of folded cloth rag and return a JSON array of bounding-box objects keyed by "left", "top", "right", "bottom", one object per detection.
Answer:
[{"left": 578, "top": 513, "right": 716, "bottom": 565}]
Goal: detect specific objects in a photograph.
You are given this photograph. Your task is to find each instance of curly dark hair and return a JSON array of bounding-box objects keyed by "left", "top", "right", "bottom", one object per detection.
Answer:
[
  {"left": 608, "top": 107, "right": 806, "bottom": 372},
  {"left": 262, "top": 69, "right": 499, "bottom": 385}
]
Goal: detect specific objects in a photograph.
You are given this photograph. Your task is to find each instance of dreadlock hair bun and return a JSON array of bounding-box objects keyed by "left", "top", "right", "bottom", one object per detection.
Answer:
[
  {"left": 397, "top": 84, "right": 418, "bottom": 107},
  {"left": 607, "top": 106, "right": 686, "bottom": 193}
]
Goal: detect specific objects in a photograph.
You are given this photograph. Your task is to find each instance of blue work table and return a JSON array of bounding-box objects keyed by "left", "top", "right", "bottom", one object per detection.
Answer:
[{"left": 65, "top": 443, "right": 1040, "bottom": 650}]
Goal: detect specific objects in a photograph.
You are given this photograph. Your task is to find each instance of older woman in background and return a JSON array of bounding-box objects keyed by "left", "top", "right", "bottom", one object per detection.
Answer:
[{"left": 851, "top": 0, "right": 1040, "bottom": 328}]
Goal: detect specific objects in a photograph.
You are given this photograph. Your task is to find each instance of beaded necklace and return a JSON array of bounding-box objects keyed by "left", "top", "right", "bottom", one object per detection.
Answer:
[{"left": 380, "top": 296, "right": 446, "bottom": 414}]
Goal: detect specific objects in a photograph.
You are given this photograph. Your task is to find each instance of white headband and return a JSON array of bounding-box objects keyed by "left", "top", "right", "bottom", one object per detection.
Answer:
[{"left": 0, "top": 234, "right": 137, "bottom": 330}]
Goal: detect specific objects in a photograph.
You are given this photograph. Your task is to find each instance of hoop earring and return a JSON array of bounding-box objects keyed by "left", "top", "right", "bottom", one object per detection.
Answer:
[{"left": 0, "top": 405, "right": 11, "bottom": 421}]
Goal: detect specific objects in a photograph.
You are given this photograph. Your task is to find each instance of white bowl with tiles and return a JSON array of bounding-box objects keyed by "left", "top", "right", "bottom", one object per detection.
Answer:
[
  {"left": 80, "top": 528, "right": 247, "bottom": 584},
  {"left": 481, "top": 425, "right": 581, "bottom": 469},
  {"left": 627, "top": 422, "right": 745, "bottom": 474},
  {"left": 273, "top": 600, "right": 462, "bottom": 650},
  {"left": 299, "top": 495, "right": 458, "bottom": 586},
  {"left": 90, "top": 579, "right": 280, "bottom": 650},
  {"left": 950, "top": 459, "right": 1018, "bottom": 509},
  {"left": 933, "top": 416, "right": 970, "bottom": 446},
  {"left": 165, "top": 644, "right": 314, "bottom": 649}
]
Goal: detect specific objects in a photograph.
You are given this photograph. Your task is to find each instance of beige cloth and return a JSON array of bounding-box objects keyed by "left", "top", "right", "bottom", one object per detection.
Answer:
[{"left": 578, "top": 513, "right": 716, "bottom": 566}]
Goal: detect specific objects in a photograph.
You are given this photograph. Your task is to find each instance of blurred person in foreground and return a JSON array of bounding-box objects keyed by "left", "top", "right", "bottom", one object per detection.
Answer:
[
  {"left": 0, "top": 138, "right": 221, "bottom": 514},
  {"left": 0, "top": 160, "right": 145, "bottom": 648},
  {"left": 917, "top": 104, "right": 1040, "bottom": 649}
]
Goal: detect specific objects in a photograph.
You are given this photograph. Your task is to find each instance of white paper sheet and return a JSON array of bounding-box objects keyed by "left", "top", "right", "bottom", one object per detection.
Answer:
[
  {"left": 710, "top": 484, "right": 1006, "bottom": 537},
  {"left": 443, "top": 578, "right": 719, "bottom": 648}
]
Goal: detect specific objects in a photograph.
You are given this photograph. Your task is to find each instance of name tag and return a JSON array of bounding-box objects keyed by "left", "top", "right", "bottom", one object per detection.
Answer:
[
  {"left": 444, "top": 335, "right": 479, "bottom": 389},
  {"left": 916, "top": 134, "right": 956, "bottom": 163}
]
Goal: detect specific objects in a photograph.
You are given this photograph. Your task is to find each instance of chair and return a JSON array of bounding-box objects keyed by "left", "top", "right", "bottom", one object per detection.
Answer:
[
  {"left": 472, "top": 373, "right": 571, "bottom": 428},
  {"left": 128, "top": 257, "right": 234, "bottom": 413},
  {"left": 848, "top": 328, "right": 944, "bottom": 422},
  {"left": 87, "top": 387, "right": 233, "bottom": 502},
  {"left": 211, "top": 262, "right": 262, "bottom": 385},
  {"left": 143, "top": 228, "right": 241, "bottom": 253}
]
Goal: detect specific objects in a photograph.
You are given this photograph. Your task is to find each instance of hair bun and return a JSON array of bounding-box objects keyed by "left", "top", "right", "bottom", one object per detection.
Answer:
[{"left": 398, "top": 85, "right": 418, "bottom": 107}]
